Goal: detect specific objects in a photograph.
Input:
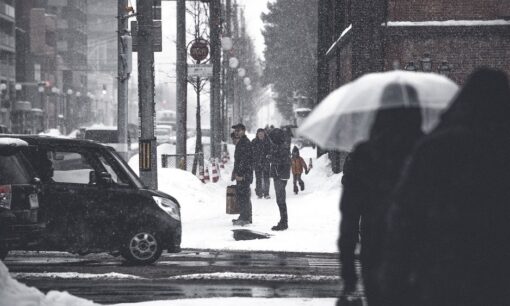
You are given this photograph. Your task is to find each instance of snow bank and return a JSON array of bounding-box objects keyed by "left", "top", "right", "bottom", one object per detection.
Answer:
[
  {"left": 167, "top": 272, "right": 339, "bottom": 282},
  {"left": 115, "top": 298, "right": 336, "bottom": 306},
  {"left": 0, "top": 138, "right": 28, "bottom": 146},
  {"left": 129, "top": 144, "right": 342, "bottom": 253},
  {"left": 0, "top": 260, "right": 98, "bottom": 306}
]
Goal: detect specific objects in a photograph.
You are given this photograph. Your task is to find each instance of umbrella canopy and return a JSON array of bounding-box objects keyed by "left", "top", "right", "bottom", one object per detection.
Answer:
[{"left": 298, "top": 70, "right": 459, "bottom": 151}]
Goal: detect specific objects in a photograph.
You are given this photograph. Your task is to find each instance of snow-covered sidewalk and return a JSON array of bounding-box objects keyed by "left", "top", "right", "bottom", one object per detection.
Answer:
[{"left": 128, "top": 145, "right": 342, "bottom": 253}]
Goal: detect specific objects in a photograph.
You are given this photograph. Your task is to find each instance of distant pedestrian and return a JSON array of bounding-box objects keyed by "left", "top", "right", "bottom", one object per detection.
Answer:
[
  {"left": 252, "top": 128, "right": 271, "bottom": 199},
  {"left": 268, "top": 128, "right": 291, "bottom": 231},
  {"left": 381, "top": 69, "right": 510, "bottom": 306},
  {"left": 339, "top": 83, "right": 424, "bottom": 305},
  {"left": 291, "top": 146, "right": 308, "bottom": 194},
  {"left": 231, "top": 124, "right": 253, "bottom": 226}
]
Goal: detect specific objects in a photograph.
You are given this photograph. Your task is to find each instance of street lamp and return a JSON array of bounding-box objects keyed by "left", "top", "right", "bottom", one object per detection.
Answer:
[
  {"left": 229, "top": 57, "right": 239, "bottom": 69},
  {"left": 243, "top": 77, "right": 251, "bottom": 86},
  {"left": 237, "top": 68, "right": 246, "bottom": 77},
  {"left": 15, "top": 83, "right": 22, "bottom": 91},
  {"left": 221, "top": 37, "right": 233, "bottom": 51}
]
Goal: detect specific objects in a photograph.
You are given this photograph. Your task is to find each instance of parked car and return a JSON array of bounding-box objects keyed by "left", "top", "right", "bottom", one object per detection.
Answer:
[
  {"left": 83, "top": 125, "right": 139, "bottom": 158},
  {"left": 1, "top": 135, "right": 181, "bottom": 264},
  {"left": 155, "top": 125, "right": 174, "bottom": 144},
  {"left": 0, "top": 137, "right": 45, "bottom": 260}
]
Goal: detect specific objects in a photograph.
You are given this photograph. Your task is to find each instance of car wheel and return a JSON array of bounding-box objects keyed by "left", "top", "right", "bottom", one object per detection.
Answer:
[
  {"left": 0, "top": 245, "right": 8, "bottom": 261},
  {"left": 121, "top": 229, "right": 163, "bottom": 265}
]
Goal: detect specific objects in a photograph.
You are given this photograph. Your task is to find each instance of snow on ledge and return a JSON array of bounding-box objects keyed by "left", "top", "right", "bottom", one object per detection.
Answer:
[
  {"left": 11, "top": 272, "right": 145, "bottom": 280},
  {"left": 0, "top": 138, "right": 28, "bottom": 146},
  {"left": 384, "top": 19, "right": 510, "bottom": 27},
  {"left": 326, "top": 24, "right": 352, "bottom": 56},
  {"left": 167, "top": 272, "right": 339, "bottom": 282}
]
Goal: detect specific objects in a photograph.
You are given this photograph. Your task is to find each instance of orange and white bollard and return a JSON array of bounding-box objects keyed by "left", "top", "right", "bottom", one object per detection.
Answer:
[
  {"left": 198, "top": 166, "right": 205, "bottom": 183},
  {"left": 211, "top": 162, "right": 219, "bottom": 183},
  {"left": 204, "top": 166, "right": 211, "bottom": 183}
]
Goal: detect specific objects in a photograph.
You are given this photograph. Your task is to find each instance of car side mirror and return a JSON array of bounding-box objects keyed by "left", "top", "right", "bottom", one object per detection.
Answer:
[{"left": 97, "top": 172, "right": 113, "bottom": 186}]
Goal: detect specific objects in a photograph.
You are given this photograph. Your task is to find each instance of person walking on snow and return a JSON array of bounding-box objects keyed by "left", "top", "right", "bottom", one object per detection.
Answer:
[
  {"left": 231, "top": 124, "right": 253, "bottom": 226},
  {"left": 291, "top": 146, "right": 308, "bottom": 195},
  {"left": 252, "top": 128, "right": 271, "bottom": 199},
  {"left": 268, "top": 128, "right": 291, "bottom": 231}
]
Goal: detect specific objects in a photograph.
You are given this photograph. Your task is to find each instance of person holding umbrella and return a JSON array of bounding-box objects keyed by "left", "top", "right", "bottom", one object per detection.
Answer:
[
  {"left": 338, "top": 83, "right": 424, "bottom": 305},
  {"left": 381, "top": 69, "right": 510, "bottom": 306}
]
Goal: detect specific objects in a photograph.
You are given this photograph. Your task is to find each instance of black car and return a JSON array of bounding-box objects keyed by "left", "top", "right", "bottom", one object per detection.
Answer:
[
  {"left": 2, "top": 135, "right": 181, "bottom": 265},
  {"left": 0, "top": 138, "right": 45, "bottom": 260}
]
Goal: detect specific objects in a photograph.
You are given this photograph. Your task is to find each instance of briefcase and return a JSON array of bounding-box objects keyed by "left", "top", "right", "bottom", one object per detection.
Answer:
[{"left": 226, "top": 185, "right": 240, "bottom": 214}]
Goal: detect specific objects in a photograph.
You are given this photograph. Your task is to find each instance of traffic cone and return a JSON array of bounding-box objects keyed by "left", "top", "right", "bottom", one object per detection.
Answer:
[
  {"left": 211, "top": 162, "right": 219, "bottom": 183},
  {"left": 220, "top": 153, "right": 226, "bottom": 168},
  {"left": 215, "top": 158, "right": 221, "bottom": 177},
  {"left": 204, "top": 166, "right": 210, "bottom": 183},
  {"left": 198, "top": 166, "right": 205, "bottom": 183}
]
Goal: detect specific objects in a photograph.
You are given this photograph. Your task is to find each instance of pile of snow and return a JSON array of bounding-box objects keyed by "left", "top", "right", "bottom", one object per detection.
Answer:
[
  {"left": 38, "top": 128, "right": 67, "bottom": 138},
  {"left": 0, "top": 138, "right": 28, "bottom": 146},
  {"left": 167, "top": 272, "right": 339, "bottom": 282},
  {"left": 115, "top": 298, "right": 336, "bottom": 306},
  {"left": 10, "top": 272, "right": 144, "bottom": 280},
  {"left": 0, "top": 260, "right": 98, "bottom": 306},
  {"left": 129, "top": 143, "right": 342, "bottom": 253}
]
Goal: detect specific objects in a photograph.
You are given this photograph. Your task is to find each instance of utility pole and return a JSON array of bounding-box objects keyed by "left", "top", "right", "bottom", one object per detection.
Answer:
[
  {"left": 118, "top": 0, "right": 131, "bottom": 161},
  {"left": 209, "top": 0, "right": 221, "bottom": 159},
  {"left": 224, "top": 0, "right": 232, "bottom": 141},
  {"left": 176, "top": 0, "right": 187, "bottom": 169},
  {"left": 232, "top": 0, "right": 240, "bottom": 124},
  {"left": 137, "top": 0, "right": 158, "bottom": 189}
]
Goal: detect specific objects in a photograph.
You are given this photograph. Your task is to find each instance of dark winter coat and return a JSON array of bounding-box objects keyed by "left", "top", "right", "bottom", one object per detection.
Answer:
[
  {"left": 339, "top": 83, "right": 424, "bottom": 305},
  {"left": 251, "top": 132, "right": 271, "bottom": 171},
  {"left": 233, "top": 135, "right": 253, "bottom": 184},
  {"left": 380, "top": 69, "right": 510, "bottom": 306},
  {"left": 268, "top": 128, "right": 291, "bottom": 180}
]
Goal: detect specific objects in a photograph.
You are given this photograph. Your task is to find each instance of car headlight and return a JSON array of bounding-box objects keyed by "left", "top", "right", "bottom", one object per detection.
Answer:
[{"left": 153, "top": 196, "right": 181, "bottom": 221}]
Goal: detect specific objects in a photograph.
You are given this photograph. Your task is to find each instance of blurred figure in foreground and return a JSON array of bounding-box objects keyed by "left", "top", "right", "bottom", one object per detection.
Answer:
[
  {"left": 339, "top": 83, "right": 424, "bottom": 305},
  {"left": 381, "top": 69, "right": 510, "bottom": 306}
]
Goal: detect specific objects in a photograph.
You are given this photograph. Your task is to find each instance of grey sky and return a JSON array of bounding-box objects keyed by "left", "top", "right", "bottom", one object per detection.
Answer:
[{"left": 237, "top": 0, "right": 271, "bottom": 59}]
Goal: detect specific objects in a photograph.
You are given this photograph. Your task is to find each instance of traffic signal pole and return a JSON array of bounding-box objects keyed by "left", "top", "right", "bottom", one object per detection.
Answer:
[{"left": 176, "top": 0, "right": 188, "bottom": 169}]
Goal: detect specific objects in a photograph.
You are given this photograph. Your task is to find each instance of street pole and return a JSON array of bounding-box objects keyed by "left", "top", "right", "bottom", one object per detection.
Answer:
[
  {"left": 118, "top": 0, "right": 130, "bottom": 161},
  {"left": 209, "top": 0, "right": 221, "bottom": 159},
  {"left": 176, "top": 0, "right": 187, "bottom": 169},
  {"left": 224, "top": 0, "right": 232, "bottom": 141},
  {"left": 137, "top": 0, "right": 158, "bottom": 189}
]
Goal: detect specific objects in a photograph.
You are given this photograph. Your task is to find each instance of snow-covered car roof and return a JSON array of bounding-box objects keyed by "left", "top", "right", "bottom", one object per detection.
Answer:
[{"left": 0, "top": 138, "right": 29, "bottom": 147}]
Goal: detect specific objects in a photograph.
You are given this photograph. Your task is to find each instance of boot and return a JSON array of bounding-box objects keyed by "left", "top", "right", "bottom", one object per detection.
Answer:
[
  {"left": 293, "top": 184, "right": 299, "bottom": 194},
  {"left": 299, "top": 181, "right": 305, "bottom": 191},
  {"left": 271, "top": 220, "right": 288, "bottom": 231}
]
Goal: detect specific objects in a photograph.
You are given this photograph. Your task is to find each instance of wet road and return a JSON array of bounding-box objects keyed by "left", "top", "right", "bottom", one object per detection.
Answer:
[{"left": 4, "top": 249, "right": 361, "bottom": 304}]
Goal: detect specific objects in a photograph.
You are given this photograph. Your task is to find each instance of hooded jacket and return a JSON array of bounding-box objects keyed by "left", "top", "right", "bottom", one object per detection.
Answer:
[{"left": 268, "top": 128, "right": 291, "bottom": 180}]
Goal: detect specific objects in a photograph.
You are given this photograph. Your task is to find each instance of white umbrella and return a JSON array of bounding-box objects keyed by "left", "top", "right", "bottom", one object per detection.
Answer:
[{"left": 298, "top": 70, "right": 459, "bottom": 151}]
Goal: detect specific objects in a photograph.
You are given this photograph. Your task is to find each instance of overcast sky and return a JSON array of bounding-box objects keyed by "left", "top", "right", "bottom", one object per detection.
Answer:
[{"left": 237, "top": 0, "right": 271, "bottom": 59}]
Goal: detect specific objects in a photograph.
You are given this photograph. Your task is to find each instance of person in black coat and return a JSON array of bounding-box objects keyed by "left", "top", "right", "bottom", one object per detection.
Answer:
[
  {"left": 338, "top": 83, "right": 424, "bottom": 305},
  {"left": 252, "top": 128, "right": 271, "bottom": 199},
  {"left": 380, "top": 69, "right": 510, "bottom": 306},
  {"left": 232, "top": 123, "right": 253, "bottom": 226},
  {"left": 268, "top": 128, "right": 291, "bottom": 231}
]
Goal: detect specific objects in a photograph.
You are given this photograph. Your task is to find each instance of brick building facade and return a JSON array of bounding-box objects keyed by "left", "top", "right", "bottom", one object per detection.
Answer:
[{"left": 317, "top": 0, "right": 510, "bottom": 172}]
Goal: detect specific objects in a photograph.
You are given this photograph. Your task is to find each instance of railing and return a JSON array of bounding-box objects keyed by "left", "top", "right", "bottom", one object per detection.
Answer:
[{"left": 162, "top": 153, "right": 204, "bottom": 171}]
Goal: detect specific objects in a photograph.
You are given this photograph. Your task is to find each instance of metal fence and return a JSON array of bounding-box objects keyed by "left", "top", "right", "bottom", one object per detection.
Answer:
[{"left": 161, "top": 153, "right": 203, "bottom": 171}]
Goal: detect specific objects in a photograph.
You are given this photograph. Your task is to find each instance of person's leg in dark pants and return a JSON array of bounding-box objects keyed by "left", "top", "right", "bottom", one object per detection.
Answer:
[
  {"left": 262, "top": 167, "right": 270, "bottom": 198},
  {"left": 236, "top": 182, "right": 252, "bottom": 223},
  {"left": 297, "top": 173, "right": 305, "bottom": 191},
  {"left": 272, "top": 178, "right": 288, "bottom": 230},
  {"left": 254, "top": 168, "right": 262, "bottom": 198},
  {"left": 293, "top": 174, "right": 299, "bottom": 194}
]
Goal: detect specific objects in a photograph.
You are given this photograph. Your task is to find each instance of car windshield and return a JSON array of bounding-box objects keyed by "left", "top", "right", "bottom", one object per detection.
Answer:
[
  {"left": 84, "top": 130, "right": 118, "bottom": 143},
  {"left": 107, "top": 148, "right": 144, "bottom": 189},
  {"left": 0, "top": 153, "right": 32, "bottom": 185}
]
